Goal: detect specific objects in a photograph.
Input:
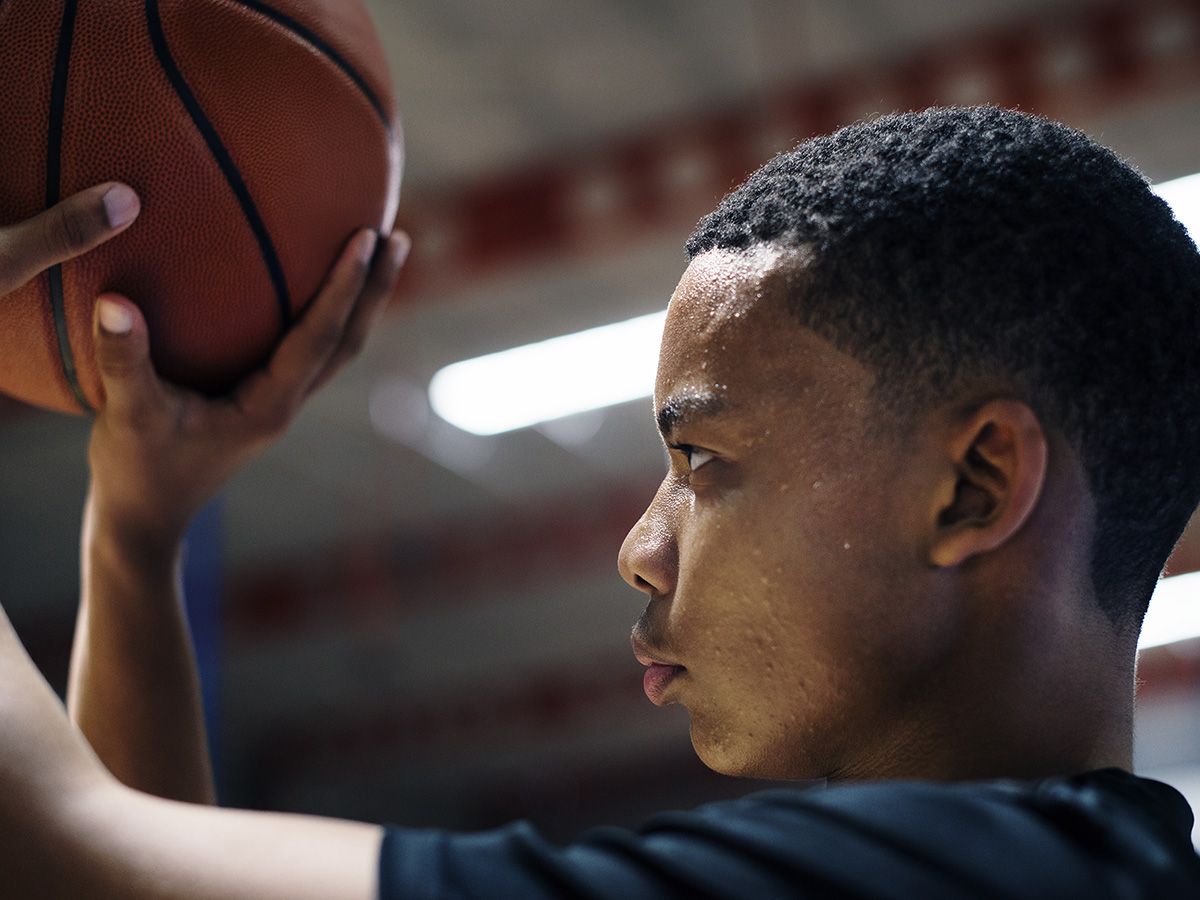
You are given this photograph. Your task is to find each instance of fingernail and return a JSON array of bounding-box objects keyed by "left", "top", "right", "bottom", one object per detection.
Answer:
[
  {"left": 102, "top": 185, "right": 140, "bottom": 229},
  {"left": 98, "top": 299, "right": 133, "bottom": 335},
  {"left": 358, "top": 230, "right": 378, "bottom": 263}
]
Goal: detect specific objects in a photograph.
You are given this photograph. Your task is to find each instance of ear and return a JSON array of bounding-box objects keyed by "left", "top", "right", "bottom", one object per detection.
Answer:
[{"left": 928, "top": 398, "right": 1048, "bottom": 568}]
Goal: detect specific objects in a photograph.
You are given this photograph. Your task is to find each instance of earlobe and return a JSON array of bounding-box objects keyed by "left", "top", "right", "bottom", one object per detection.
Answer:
[{"left": 929, "top": 400, "right": 1048, "bottom": 569}]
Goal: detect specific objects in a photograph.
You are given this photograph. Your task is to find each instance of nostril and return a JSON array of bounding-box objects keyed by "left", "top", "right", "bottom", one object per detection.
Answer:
[{"left": 635, "top": 574, "right": 654, "bottom": 590}]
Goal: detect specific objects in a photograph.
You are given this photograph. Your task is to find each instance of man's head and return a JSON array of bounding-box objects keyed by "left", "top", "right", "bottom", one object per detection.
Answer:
[{"left": 618, "top": 106, "right": 1200, "bottom": 782}]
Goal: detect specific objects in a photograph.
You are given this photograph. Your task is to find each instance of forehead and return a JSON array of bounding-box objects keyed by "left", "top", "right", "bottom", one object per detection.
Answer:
[
  {"left": 667, "top": 245, "right": 807, "bottom": 328},
  {"left": 658, "top": 245, "right": 810, "bottom": 390},
  {"left": 655, "top": 245, "right": 875, "bottom": 431}
]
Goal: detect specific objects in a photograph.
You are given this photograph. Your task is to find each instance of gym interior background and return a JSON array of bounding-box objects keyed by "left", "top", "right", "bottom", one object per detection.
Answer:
[{"left": 1, "top": 0, "right": 1198, "bottom": 845}]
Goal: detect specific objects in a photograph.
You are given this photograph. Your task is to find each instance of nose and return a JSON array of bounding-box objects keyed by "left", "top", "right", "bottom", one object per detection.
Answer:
[{"left": 618, "top": 480, "right": 679, "bottom": 598}]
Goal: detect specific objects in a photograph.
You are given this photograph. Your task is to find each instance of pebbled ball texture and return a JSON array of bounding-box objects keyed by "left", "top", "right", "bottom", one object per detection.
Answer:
[{"left": 0, "top": 0, "right": 403, "bottom": 413}]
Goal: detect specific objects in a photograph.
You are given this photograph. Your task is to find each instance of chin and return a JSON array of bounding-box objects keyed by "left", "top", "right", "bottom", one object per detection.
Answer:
[
  {"left": 690, "top": 715, "right": 828, "bottom": 781},
  {"left": 690, "top": 720, "right": 784, "bottom": 780}
]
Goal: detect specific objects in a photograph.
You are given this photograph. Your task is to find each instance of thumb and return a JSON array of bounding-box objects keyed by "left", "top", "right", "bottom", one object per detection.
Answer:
[
  {"left": 92, "top": 295, "right": 163, "bottom": 420},
  {"left": 0, "top": 182, "right": 140, "bottom": 296}
]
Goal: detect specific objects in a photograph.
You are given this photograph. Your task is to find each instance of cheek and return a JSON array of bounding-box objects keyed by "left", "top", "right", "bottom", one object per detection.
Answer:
[
  {"left": 692, "top": 467, "right": 908, "bottom": 678},
  {"left": 668, "top": 426, "right": 943, "bottom": 775},
  {"left": 671, "top": 482, "right": 853, "bottom": 687},
  {"left": 743, "top": 470, "right": 882, "bottom": 610}
]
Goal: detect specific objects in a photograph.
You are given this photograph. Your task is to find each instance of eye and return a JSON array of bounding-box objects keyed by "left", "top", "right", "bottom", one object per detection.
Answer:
[{"left": 676, "top": 444, "right": 715, "bottom": 472}]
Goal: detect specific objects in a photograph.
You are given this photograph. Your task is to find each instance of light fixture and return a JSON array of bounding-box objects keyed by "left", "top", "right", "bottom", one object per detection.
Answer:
[
  {"left": 1138, "top": 571, "right": 1200, "bottom": 652},
  {"left": 429, "top": 311, "right": 665, "bottom": 436},
  {"left": 425, "top": 172, "right": 1200, "bottom": 437},
  {"left": 1153, "top": 171, "right": 1200, "bottom": 245}
]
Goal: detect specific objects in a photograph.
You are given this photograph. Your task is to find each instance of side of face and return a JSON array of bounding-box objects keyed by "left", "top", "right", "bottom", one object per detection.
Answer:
[{"left": 618, "top": 247, "right": 963, "bottom": 780}]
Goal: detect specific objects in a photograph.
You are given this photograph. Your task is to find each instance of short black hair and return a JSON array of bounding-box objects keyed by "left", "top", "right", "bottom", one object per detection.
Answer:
[{"left": 687, "top": 106, "right": 1200, "bottom": 630}]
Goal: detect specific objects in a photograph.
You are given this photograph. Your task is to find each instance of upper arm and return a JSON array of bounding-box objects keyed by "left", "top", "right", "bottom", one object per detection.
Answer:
[{"left": 63, "top": 781, "right": 383, "bottom": 900}]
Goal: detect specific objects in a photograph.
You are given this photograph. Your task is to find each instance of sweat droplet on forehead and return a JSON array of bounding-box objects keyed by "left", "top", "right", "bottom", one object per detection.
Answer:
[
  {"left": 671, "top": 247, "right": 789, "bottom": 326},
  {"left": 663, "top": 245, "right": 824, "bottom": 378},
  {"left": 655, "top": 243, "right": 877, "bottom": 456}
]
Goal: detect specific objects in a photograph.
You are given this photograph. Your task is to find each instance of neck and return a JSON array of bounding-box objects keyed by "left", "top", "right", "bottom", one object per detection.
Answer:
[{"left": 835, "top": 596, "right": 1137, "bottom": 783}]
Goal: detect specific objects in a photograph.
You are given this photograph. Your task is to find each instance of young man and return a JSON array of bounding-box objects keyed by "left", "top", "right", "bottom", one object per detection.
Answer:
[{"left": 0, "top": 106, "right": 1198, "bottom": 897}]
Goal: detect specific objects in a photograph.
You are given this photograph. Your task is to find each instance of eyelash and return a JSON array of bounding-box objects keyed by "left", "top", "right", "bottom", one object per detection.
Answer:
[{"left": 672, "top": 443, "right": 715, "bottom": 473}]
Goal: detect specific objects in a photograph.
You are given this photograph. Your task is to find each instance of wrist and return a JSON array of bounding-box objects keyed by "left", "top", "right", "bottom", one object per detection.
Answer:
[{"left": 83, "top": 488, "right": 187, "bottom": 575}]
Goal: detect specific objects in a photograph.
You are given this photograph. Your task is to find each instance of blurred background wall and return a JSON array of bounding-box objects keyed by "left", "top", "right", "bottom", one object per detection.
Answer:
[{"left": 2, "top": 0, "right": 1199, "bottom": 845}]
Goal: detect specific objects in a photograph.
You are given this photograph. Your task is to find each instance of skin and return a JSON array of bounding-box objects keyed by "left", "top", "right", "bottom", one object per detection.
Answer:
[
  {"left": 69, "top": 186, "right": 408, "bottom": 805},
  {"left": 0, "top": 187, "right": 1139, "bottom": 896},
  {"left": 0, "top": 183, "right": 400, "bottom": 898},
  {"left": 619, "top": 245, "right": 1136, "bottom": 782}
]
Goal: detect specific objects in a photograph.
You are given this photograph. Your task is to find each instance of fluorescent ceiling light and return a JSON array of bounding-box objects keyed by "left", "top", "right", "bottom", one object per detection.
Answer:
[
  {"left": 1138, "top": 571, "right": 1200, "bottom": 652},
  {"left": 1153, "top": 171, "right": 1200, "bottom": 246},
  {"left": 428, "top": 172, "right": 1199, "bottom": 436},
  {"left": 429, "top": 311, "right": 666, "bottom": 435}
]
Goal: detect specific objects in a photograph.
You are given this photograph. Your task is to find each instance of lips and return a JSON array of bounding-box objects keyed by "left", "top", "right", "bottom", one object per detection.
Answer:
[
  {"left": 642, "top": 662, "right": 684, "bottom": 705},
  {"left": 631, "top": 632, "right": 685, "bottom": 706}
]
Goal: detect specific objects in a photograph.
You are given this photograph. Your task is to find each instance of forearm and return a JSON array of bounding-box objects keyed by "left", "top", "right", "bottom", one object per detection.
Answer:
[
  {"left": 0, "top": 597, "right": 118, "bottom": 896},
  {"left": 2, "top": 602, "right": 378, "bottom": 900},
  {"left": 68, "top": 487, "right": 215, "bottom": 804},
  {"left": 62, "top": 223, "right": 405, "bottom": 807}
]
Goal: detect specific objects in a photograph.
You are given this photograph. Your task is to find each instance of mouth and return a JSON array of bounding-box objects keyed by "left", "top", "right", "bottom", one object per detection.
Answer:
[
  {"left": 631, "top": 632, "right": 686, "bottom": 706},
  {"left": 641, "top": 662, "right": 685, "bottom": 706}
]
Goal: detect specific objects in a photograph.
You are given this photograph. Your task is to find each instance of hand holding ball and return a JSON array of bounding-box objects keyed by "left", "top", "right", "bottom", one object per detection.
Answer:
[{"left": 0, "top": 0, "right": 403, "bottom": 413}]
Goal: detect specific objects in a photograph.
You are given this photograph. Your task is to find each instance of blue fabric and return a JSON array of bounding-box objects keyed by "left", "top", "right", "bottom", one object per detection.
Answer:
[{"left": 379, "top": 769, "right": 1200, "bottom": 899}]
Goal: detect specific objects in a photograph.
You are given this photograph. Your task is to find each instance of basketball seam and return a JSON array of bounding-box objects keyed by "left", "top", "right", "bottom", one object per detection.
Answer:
[
  {"left": 145, "top": 0, "right": 294, "bottom": 330},
  {"left": 47, "top": 0, "right": 93, "bottom": 414},
  {"left": 225, "top": 0, "right": 393, "bottom": 133}
]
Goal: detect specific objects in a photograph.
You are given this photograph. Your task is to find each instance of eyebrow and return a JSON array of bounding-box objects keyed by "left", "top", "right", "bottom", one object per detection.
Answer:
[{"left": 656, "top": 393, "right": 728, "bottom": 440}]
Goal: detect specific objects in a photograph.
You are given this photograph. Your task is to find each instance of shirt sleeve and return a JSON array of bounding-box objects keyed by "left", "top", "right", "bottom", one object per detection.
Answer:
[{"left": 377, "top": 779, "right": 1130, "bottom": 900}]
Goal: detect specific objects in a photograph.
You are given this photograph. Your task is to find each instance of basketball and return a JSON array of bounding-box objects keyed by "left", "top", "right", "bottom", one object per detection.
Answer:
[{"left": 0, "top": 0, "right": 403, "bottom": 414}]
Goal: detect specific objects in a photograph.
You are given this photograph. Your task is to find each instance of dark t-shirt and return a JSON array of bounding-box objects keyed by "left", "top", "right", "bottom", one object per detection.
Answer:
[{"left": 378, "top": 768, "right": 1200, "bottom": 899}]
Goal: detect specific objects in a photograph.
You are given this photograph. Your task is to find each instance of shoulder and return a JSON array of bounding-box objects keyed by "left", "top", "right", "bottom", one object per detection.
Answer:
[{"left": 380, "top": 770, "right": 1200, "bottom": 900}]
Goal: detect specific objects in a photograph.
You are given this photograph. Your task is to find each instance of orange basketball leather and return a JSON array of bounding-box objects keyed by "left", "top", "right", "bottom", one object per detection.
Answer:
[{"left": 0, "top": 0, "right": 402, "bottom": 413}]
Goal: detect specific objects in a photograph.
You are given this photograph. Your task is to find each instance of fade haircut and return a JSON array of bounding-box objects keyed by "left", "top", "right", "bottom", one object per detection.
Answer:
[{"left": 687, "top": 106, "right": 1200, "bottom": 630}]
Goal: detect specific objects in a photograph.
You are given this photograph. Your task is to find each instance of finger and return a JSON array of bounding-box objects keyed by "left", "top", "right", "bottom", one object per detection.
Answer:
[
  {"left": 235, "top": 228, "right": 377, "bottom": 424},
  {"left": 92, "top": 294, "right": 167, "bottom": 425},
  {"left": 307, "top": 230, "right": 411, "bottom": 395},
  {"left": 0, "top": 183, "right": 140, "bottom": 295}
]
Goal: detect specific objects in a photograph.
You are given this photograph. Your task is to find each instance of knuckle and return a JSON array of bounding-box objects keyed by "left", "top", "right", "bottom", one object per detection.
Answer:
[
  {"left": 96, "top": 338, "right": 145, "bottom": 376},
  {"left": 48, "top": 204, "right": 88, "bottom": 256},
  {"left": 116, "top": 402, "right": 157, "bottom": 433},
  {"left": 97, "top": 346, "right": 136, "bottom": 376},
  {"left": 39, "top": 212, "right": 66, "bottom": 259},
  {"left": 101, "top": 389, "right": 158, "bottom": 432}
]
